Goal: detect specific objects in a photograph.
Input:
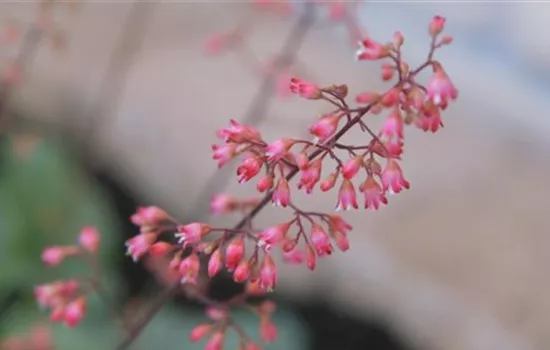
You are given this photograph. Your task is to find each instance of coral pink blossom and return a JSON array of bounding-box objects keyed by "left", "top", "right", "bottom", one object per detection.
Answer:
[
  {"left": 341, "top": 156, "right": 363, "bottom": 180},
  {"left": 233, "top": 260, "right": 250, "bottom": 283},
  {"left": 63, "top": 298, "right": 86, "bottom": 328},
  {"left": 208, "top": 248, "right": 223, "bottom": 278},
  {"left": 258, "top": 222, "right": 291, "bottom": 248},
  {"left": 149, "top": 242, "right": 172, "bottom": 256},
  {"left": 179, "top": 253, "right": 200, "bottom": 284},
  {"left": 309, "top": 114, "right": 340, "bottom": 144},
  {"left": 331, "top": 229, "right": 350, "bottom": 252},
  {"left": 416, "top": 105, "right": 444, "bottom": 132},
  {"left": 380, "top": 110, "right": 404, "bottom": 139},
  {"left": 381, "top": 159, "right": 410, "bottom": 194},
  {"left": 189, "top": 324, "right": 211, "bottom": 342},
  {"left": 272, "top": 178, "right": 290, "bottom": 207},
  {"left": 289, "top": 77, "right": 321, "bottom": 100},
  {"left": 282, "top": 244, "right": 304, "bottom": 264},
  {"left": 305, "top": 245, "right": 317, "bottom": 271},
  {"left": 355, "top": 91, "right": 380, "bottom": 104},
  {"left": 78, "top": 226, "right": 100, "bottom": 253},
  {"left": 256, "top": 175, "right": 274, "bottom": 192},
  {"left": 212, "top": 143, "right": 237, "bottom": 168},
  {"left": 336, "top": 179, "right": 358, "bottom": 211},
  {"left": 355, "top": 38, "right": 389, "bottom": 60},
  {"left": 360, "top": 175, "right": 388, "bottom": 210},
  {"left": 176, "top": 223, "right": 211, "bottom": 245},
  {"left": 310, "top": 224, "right": 333, "bottom": 256},
  {"left": 298, "top": 158, "right": 322, "bottom": 193},
  {"left": 225, "top": 236, "right": 245, "bottom": 271},
  {"left": 126, "top": 233, "right": 156, "bottom": 261},
  {"left": 426, "top": 65, "right": 458, "bottom": 106},
  {"left": 259, "top": 254, "right": 278, "bottom": 291},
  {"left": 217, "top": 120, "right": 261, "bottom": 143},
  {"left": 205, "top": 331, "right": 225, "bottom": 350},
  {"left": 320, "top": 172, "right": 338, "bottom": 191},
  {"left": 237, "top": 157, "right": 263, "bottom": 184},
  {"left": 265, "top": 138, "right": 295, "bottom": 162},
  {"left": 130, "top": 206, "right": 169, "bottom": 227},
  {"left": 41, "top": 247, "right": 68, "bottom": 266},
  {"left": 328, "top": 214, "right": 353, "bottom": 234},
  {"left": 429, "top": 15, "right": 446, "bottom": 37},
  {"left": 260, "top": 319, "right": 278, "bottom": 343}
]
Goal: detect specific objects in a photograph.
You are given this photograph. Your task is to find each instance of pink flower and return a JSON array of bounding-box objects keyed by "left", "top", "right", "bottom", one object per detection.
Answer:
[
  {"left": 205, "top": 330, "right": 225, "bottom": 350},
  {"left": 130, "top": 206, "right": 169, "bottom": 227},
  {"left": 256, "top": 175, "right": 274, "bottom": 192},
  {"left": 429, "top": 15, "right": 446, "bottom": 37},
  {"left": 360, "top": 175, "right": 388, "bottom": 210},
  {"left": 381, "top": 159, "right": 410, "bottom": 194},
  {"left": 63, "top": 298, "right": 86, "bottom": 328},
  {"left": 210, "top": 194, "right": 236, "bottom": 215},
  {"left": 233, "top": 260, "right": 250, "bottom": 283},
  {"left": 341, "top": 156, "right": 363, "bottom": 180},
  {"left": 125, "top": 233, "right": 156, "bottom": 261},
  {"left": 289, "top": 77, "right": 321, "bottom": 100},
  {"left": 426, "top": 65, "right": 457, "bottom": 106},
  {"left": 309, "top": 113, "right": 341, "bottom": 143},
  {"left": 331, "top": 229, "right": 350, "bottom": 252},
  {"left": 41, "top": 246, "right": 67, "bottom": 266},
  {"left": 149, "top": 242, "right": 172, "bottom": 256},
  {"left": 356, "top": 38, "right": 389, "bottom": 60},
  {"left": 298, "top": 159, "right": 322, "bottom": 193},
  {"left": 384, "top": 139, "right": 404, "bottom": 158},
  {"left": 225, "top": 236, "right": 245, "bottom": 271},
  {"left": 310, "top": 224, "right": 333, "bottom": 257},
  {"left": 328, "top": 214, "right": 353, "bottom": 235},
  {"left": 78, "top": 226, "right": 100, "bottom": 253},
  {"left": 237, "top": 156, "right": 263, "bottom": 183},
  {"left": 208, "top": 249, "right": 223, "bottom": 278},
  {"left": 272, "top": 178, "right": 290, "bottom": 207},
  {"left": 258, "top": 222, "right": 291, "bottom": 248},
  {"left": 355, "top": 91, "right": 380, "bottom": 104},
  {"left": 381, "top": 88, "right": 400, "bottom": 108},
  {"left": 320, "top": 172, "right": 338, "bottom": 192},
  {"left": 415, "top": 104, "right": 443, "bottom": 132},
  {"left": 282, "top": 244, "right": 304, "bottom": 264},
  {"left": 259, "top": 254, "right": 278, "bottom": 291},
  {"left": 260, "top": 319, "right": 278, "bottom": 343},
  {"left": 217, "top": 119, "right": 261, "bottom": 143},
  {"left": 265, "top": 138, "right": 295, "bottom": 162},
  {"left": 380, "top": 110, "right": 404, "bottom": 139},
  {"left": 306, "top": 245, "right": 317, "bottom": 271},
  {"left": 335, "top": 179, "right": 358, "bottom": 211},
  {"left": 212, "top": 143, "right": 237, "bottom": 168},
  {"left": 189, "top": 324, "right": 211, "bottom": 342},
  {"left": 175, "top": 222, "right": 211, "bottom": 245},
  {"left": 179, "top": 253, "right": 200, "bottom": 284},
  {"left": 206, "top": 306, "right": 228, "bottom": 321}
]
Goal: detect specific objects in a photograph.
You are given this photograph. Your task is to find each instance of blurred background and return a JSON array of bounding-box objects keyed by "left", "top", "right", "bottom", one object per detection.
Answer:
[{"left": 1, "top": 1, "right": 550, "bottom": 350}]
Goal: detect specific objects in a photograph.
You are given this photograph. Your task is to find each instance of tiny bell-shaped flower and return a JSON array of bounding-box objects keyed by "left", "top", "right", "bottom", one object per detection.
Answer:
[
  {"left": 259, "top": 254, "right": 278, "bottom": 291},
  {"left": 63, "top": 298, "right": 86, "bottom": 328},
  {"left": 233, "top": 260, "right": 250, "bottom": 283},
  {"left": 426, "top": 63, "right": 458, "bottom": 107},
  {"left": 331, "top": 229, "right": 350, "bottom": 252},
  {"left": 272, "top": 178, "right": 290, "bottom": 207},
  {"left": 310, "top": 224, "right": 333, "bottom": 256},
  {"left": 416, "top": 104, "right": 444, "bottom": 132},
  {"left": 356, "top": 38, "right": 389, "bottom": 60},
  {"left": 429, "top": 15, "right": 446, "bottom": 37},
  {"left": 78, "top": 226, "right": 100, "bottom": 253},
  {"left": 380, "top": 109, "right": 404, "bottom": 139},
  {"left": 282, "top": 243, "right": 304, "bottom": 264},
  {"left": 257, "top": 175, "right": 274, "bottom": 192},
  {"left": 360, "top": 175, "right": 388, "bottom": 210},
  {"left": 176, "top": 222, "right": 211, "bottom": 245},
  {"left": 217, "top": 119, "right": 261, "bottom": 143},
  {"left": 237, "top": 156, "right": 263, "bottom": 184},
  {"left": 130, "top": 206, "right": 169, "bottom": 227},
  {"left": 208, "top": 248, "right": 223, "bottom": 278},
  {"left": 179, "top": 253, "right": 200, "bottom": 284},
  {"left": 381, "top": 63, "right": 395, "bottom": 81},
  {"left": 328, "top": 214, "right": 353, "bottom": 234},
  {"left": 289, "top": 77, "right": 321, "bottom": 100},
  {"left": 225, "top": 235, "right": 245, "bottom": 271},
  {"left": 205, "top": 330, "right": 225, "bottom": 350},
  {"left": 355, "top": 91, "right": 380, "bottom": 104},
  {"left": 258, "top": 221, "right": 291, "bottom": 248},
  {"left": 41, "top": 246, "right": 72, "bottom": 266},
  {"left": 309, "top": 113, "right": 340, "bottom": 144},
  {"left": 298, "top": 158, "right": 322, "bottom": 194},
  {"left": 259, "top": 319, "right": 278, "bottom": 343},
  {"left": 341, "top": 156, "right": 363, "bottom": 180},
  {"left": 306, "top": 245, "right": 317, "bottom": 271},
  {"left": 189, "top": 323, "right": 212, "bottom": 342},
  {"left": 149, "top": 241, "right": 173, "bottom": 256},
  {"left": 381, "top": 159, "right": 410, "bottom": 194},
  {"left": 320, "top": 172, "right": 338, "bottom": 192},
  {"left": 265, "top": 138, "right": 295, "bottom": 162},
  {"left": 336, "top": 179, "right": 358, "bottom": 211}
]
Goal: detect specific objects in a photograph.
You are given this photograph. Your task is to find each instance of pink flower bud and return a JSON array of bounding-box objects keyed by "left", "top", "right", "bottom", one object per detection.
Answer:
[
  {"left": 306, "top": 245, "right": 316, "bottom": 271},
  {"left": 341, "top": 156, "right": 363, "bottom": 180},
  {"left": 233, "top": 260, "right": 250, "bottom": 283},
  {"left": 282, "top": 244, "right": 304, "bottom": 264},
  {"left": 189, "top": 323, "right": 211, "bottom": 342},
  {"left": 265, "top": 138, "right": 295, "bottom": 162},
  {"left": 206, "top": 306, "right": 228, "bottom": 321},
  {"left": 381, "top": 65, "right": 395, "bottom": 81},
  {"left": 259, "top": 319, "right": 278, "bottom": 343},
  {"left": 289, "top": 77, "right": 321, "bottom": 100},
  {"left": 380, "top": 109, "right": 404, "bottom": 139},
  {"left": 175, "top": 222, "right": 211, "bottom": 245},
  {"left": 41, "top": 246, "right": 67, "bottom": 266},
  {"left": 256, "top": 175, "right": 274, "bottom": 193},
  {"left": 309, "top": 114, "right": 340, "bottom": 144},
  {"left": 331, "top": 229, "right": 350, "bottom": 252},
  {"left": 208, "top": 249, "right": 223, "bottom": 278},
  {"left": 78, "top": 226, "right": 100, "bottom": 253},
  {"left": 355, "top": 91, "right": 380, "bottom": 104},
  {"left": 179, "top": 253, "right": 200, "bottom": 284},
  {"left": 355, "top": 38, "right": 389, "bottom": 61},
  {"left": 336, "top": 179, "right": 358, "bottom": 211},
  {"left": 205, "top": 330, "right": 225, "bottom": 350},
  {"left": 50, "top": 306, "right": 65, "bottom": 323},
  {"left": 125, "top": 233, "right": 156, "bottom": 262},
  {"left": 297, "top": 158, "right": 322, "bottom": 194},
  {"left": 328, "top": 214, "right": 353, "bottom": 234},
  {"left": 217, "top": 120, "right": 262, "bottom": 144},
  {"left": 212, "top": 143, "right": 238, "bottom": 168},
  {"left": 130, "top": 206, "right": 169, "bottom": 227},
  {"left": 210, "top": 194, "right": 236, "bottom": 215},
  {"left": 320, "top": 172, "right": 338, "bottom": 192},
  {"left": 259, "top": 254, "right": 277, "bottom": 292},
  {"left": 380, "top": 88, "right": 400, "bottom": 108},
  {"left": 225, "top": 236, "right": 245, "bottom": 271},
  {"left": 237, "top": 157, "right": 263, "bottom": 184},
  {"left": 360, "top": 175, "right": 388, "bottom": 210},
  {"left": 415, "top": 104, "right": 444, "bottom": 133},
  {"left": 381, "top": 159, "right": 410, "bottom": 194},
  {"left": 426, "top": 64, "right": 457, "bottom": 107},
  {"left": 272, "top": 178, "right": 290, "bottom": 207},
  {"left": 63, "top": 298, "right": 86, "bottom": 328},
  {"left": 392, "top": 31, "right": 404, "bottom": 47},
  {"left": 310, "top": 224, "right": 333, "bottom": 257},
  {"left": 259, "top": 222, "right": 291, "bottom": 247},
  {"left": 429, "top": 15, "right": 446, "bottom": 37}
]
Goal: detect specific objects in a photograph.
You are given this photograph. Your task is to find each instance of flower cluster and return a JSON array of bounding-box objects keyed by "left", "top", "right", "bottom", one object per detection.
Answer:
[
  {"left": 34, "top": 11, "right": 457, "bottom": 350},
  {"left": 35, "top": 227, "right": 100, "bottom": 328}
]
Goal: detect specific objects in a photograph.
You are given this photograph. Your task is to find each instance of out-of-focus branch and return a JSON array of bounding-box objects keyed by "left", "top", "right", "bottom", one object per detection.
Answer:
[{"left": 190, "top": 2, "right": 317, "bottom": 223}]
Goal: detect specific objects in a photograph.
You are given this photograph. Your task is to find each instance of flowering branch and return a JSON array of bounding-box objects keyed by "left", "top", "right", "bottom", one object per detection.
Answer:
[{"left": 33, "top": 4, "right": 458, "bottom": 350}]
